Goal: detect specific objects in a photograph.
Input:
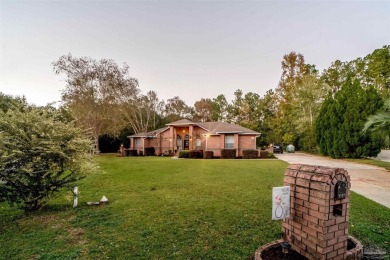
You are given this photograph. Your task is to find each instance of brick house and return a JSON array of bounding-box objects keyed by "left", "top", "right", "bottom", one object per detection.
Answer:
[{"left": 128, "top": 119, "right": 260, "bottom": 157}]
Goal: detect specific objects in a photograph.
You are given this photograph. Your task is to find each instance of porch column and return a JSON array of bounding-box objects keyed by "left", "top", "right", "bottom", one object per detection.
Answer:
[
  {"left": 130, "top": 137, "right": 134, "bottom": 149},
  {"left": 234, "top": 134, "right": 239, "bottom": 157},
  {"left": 189, "top": 125, "right": 193, "bottom": 150},
  {"left": 169, "top": 126, "right": 174, "bottom": 152},
  {"left": 173, "top": 127, "right": 177, "bottom": 153}
]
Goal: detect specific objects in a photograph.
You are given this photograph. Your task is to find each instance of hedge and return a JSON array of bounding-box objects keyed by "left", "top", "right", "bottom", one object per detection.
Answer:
[
  {"left": 221, "top": 149, "right": 236, "bottom": 159},
  {"left": 189, "top": 150, "right": 203, "bottom": 159},
  {"left": 179, "top": 150, "right": 190, "bottom": 158},
  {"left": 145, "top": 147, "right": 155, "bottom": 156},
  {"left": 242, "top": 149, "right": 259, "bottom": 159},
  {"left": 204, "top": 151, "right": 213, "bottom": 159},
  {"left": 129, "top": 150, "right": 138, "bottom": 156},
  {"left": 259, "top": 150, "right": 275, "bottom": 159}
]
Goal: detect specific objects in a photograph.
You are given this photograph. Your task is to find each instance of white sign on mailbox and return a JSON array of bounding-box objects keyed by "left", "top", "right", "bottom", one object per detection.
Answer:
[{"left": 272, "top": 186, "right": 290, "bottom": 220}]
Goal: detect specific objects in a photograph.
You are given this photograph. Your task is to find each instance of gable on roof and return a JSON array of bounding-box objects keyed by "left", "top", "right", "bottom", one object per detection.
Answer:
[
  {"left": 128, "top": 127, "right": 169, "bottom": 138},
  {"left": 196, "top": 121, "right": 259, "bottom": 135},
  {"left": 166, "top": 119, "right": 195, "bottom": 126}
]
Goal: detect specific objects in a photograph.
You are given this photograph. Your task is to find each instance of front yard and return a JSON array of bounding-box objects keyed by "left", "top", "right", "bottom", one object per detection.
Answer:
[{"left": 0, "top": 156, "right": 389, "bottom": 259}]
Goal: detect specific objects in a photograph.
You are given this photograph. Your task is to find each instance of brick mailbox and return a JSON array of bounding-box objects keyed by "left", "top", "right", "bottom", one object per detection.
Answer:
[{"left": 282, "top": 164, "right": 352, "bottom": 260}]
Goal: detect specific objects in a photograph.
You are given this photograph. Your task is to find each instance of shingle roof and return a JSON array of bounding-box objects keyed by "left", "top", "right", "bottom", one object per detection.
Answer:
[
  {"left": 128, "top": 127, "right": 169, "bottom": 138},
  {"left": 196, "top": 121, "right": 259, "bottom": 135},
  {"left": 128, "top": 120, "right": 260, "bottom": 138},
  {"left": 166, "top": 119, "right": 195, "bottom": 126}
]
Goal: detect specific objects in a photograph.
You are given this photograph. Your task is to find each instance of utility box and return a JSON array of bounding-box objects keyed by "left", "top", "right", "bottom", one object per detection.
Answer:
[{"left": 282, "top": 164, "right": 351, "bottom": 260}]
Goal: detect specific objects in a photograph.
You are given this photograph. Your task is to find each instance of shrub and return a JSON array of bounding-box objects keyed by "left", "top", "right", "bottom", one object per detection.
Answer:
[
  {"left": 179, "top": 150, "right": 189, "bottom": 158},
  {"left": 0, "top": 105, "right": 96, "bottom": 212},
  {"left": 145, "top": 147, "right": 155, "bottom": 156},
  {"left": 139, "top": 150, "right": 144, "bottom": 156},
  {"left": 204, "top": 151, "right": 213, "bottom": 159},
  {"left": 221, "top": 149, "right": 236, "bottom": 159},
  {"left": 189, "top": 150, "right": 203, "bottom": 159},
  {"left": 129, "top": 150, "right": 138, "bottom": 156},
  {"left": 242, "top": 150, "right": 259, "bottom": 159},
  {"left": 259, "top": 150, "right": 276, "bottom": 158}
]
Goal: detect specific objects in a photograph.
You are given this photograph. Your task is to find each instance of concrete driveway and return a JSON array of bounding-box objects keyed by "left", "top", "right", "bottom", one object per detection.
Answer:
[{"left": 274, "top": 153, "right": 390, "bottom": 208}]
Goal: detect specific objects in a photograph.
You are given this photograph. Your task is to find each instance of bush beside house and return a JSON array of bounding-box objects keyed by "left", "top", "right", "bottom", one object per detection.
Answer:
[
  {"left": 145, "top": 147, "right": 155, "bottom": 156},
  {"left": 204, "top": 151, "right": 213, "bottom": 159},
  {"left": 189, "top": 150, "right": 203, "bottom": 159},
  {"left": 242, "top": 150, "right": 259, "bottom": 159},
  {"left": 179, "top": 150, "right": 190, "bottom": 158},
  {"left": 221, "top": 149, "right": 236, "bottom": 159}
]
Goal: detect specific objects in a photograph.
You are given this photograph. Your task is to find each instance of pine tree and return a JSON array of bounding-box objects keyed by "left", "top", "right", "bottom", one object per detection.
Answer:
[{"left": 315, "top": 80, "right": 382, "bottom": 158}]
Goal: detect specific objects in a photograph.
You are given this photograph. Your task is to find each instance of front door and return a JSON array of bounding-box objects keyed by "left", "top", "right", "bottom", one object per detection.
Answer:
[
  {"left": 177, "top": 135, "right": 182, "bottom": 152},
  {"left": 184, "top": 134, "right": 189, "bottom": 150}
]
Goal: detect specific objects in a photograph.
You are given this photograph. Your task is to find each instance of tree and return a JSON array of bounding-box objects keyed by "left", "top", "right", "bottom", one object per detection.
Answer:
[
  {"left": 363, "top": 97, "right": 390, "bottom": 147},
  {"left": 227, "top": 89, "right": 244, "bottom": 124},
  {"left": 321, "top": 46, "right": 390, "bottom": 97},
  {"left": 53, "top": 54, "right": 139, "bottom": 152},
  {"left": 239, "top": 92, "right": 261, "bottom": 130},
  {"left": 211, "top": 94, "right": 228, "bottom": 122},
  {"left": 0, "top": 104, "right": 96, "bottom": 212},
  {"left": 0, "top": 92, "right": 26, "bottom": 113},
  {"left": 121, "top": 90, "right": 165, "bottom": 133},
  {"left": 256, "top": 89, "right": 277, "bottom": 146},
  {"left": 164, "top": 96, "right": 192, "bottom": 122},
  {"left": 291, "top": 75, "right": 330, "bottom": 152},
  {"left": 193, "top": 98, "right": 213, "bottom": 122},
  {"left": 270, "top": 52, "right": 315, "bottom": 146},
  {"left": 315, "top": 80, "right": 383, "bottom": 158}
]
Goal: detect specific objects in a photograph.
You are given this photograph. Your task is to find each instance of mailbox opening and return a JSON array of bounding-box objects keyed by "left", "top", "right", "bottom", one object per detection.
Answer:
[{"left": 333, "top": 204, "right": 343, "bottom": 217}]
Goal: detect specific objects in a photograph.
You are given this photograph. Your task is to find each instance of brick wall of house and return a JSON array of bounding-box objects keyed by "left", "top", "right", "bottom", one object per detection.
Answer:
[
  {"left": 238, "top": 135, "right": 256, "bottom": 156},
  {"left": 207, "top": 135, "right": 222, "bottom": 156},
  {"left": 130, "top": 126, "right": 258, "bottom": 157}
]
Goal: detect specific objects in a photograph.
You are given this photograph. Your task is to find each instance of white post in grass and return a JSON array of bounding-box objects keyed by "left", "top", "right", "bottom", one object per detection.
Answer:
[{"left": 73, "top": 187, "right": 78, "bottom": 208}]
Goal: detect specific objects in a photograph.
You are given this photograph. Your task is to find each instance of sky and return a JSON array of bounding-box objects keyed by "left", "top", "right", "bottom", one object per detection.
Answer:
[{"left": 1, "top": 0, "right": 389, "bottom": 107}]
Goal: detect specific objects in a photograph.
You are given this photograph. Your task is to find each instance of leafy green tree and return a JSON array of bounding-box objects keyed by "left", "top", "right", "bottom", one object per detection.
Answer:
[
  {"left": 363, "top": 97, "right": 390, "bottom": 147},
  {"left": 315, "top": 80, "right": 383, "bottom": 158},
  {"left": 53, "top": 54, "right": 140, "bottom": 153},
  {"left": 193, "top": 98, "right": 213, "bottom": 122},
  {"left": 270, "top": 52, "right": 315, "bottom": 147},
  {"left": 291, "top": 75, "right": 330, "bottom": 152},
  {"left": 257, "top": 89, "right": 276, "bottom": 146},
  {"left": 0, "top": 92, "right": 25, "bottom": 112},
  {"left": 321, "top": 46, "right": 390, "bottom": 97},
  {"left": 227, "top": 89, "right": 244, "bottom": 124},
  {"left": 164, "top": 96, "right": 192, "bottom": 122},
  {"left": 211, "top": 94, "right": 228, "bottom": 122},
  {"left": 0, "top": 104, "right": 96, "bottom": 212}
]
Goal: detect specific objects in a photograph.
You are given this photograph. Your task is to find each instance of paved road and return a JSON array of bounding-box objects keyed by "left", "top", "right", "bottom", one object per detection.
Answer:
[
  {"left": 274, "top": 153, "right": 390, "bottom": 208},
  {"left": 372, "top": 149, "right": 390, "bottom": 162}
]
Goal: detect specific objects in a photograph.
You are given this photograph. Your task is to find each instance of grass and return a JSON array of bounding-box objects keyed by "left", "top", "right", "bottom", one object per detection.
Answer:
[
  {"left": 0, "top": 155, "right": 389, "bottom": 259},
  {"left": 345, "top": 157, "right": 390, "bottom": 171}
]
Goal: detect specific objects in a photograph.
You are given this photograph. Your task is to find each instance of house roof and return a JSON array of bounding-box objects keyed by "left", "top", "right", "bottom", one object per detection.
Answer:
[
  {"left": 128, "top": 127, "right": 169, "bottom": 138},
  {"left": 166, "top": 119, "right": 195, "bottom": 126},
  {"left": 196, "top": 121, "right": 259, "bottom": 135},
  {"left": 128, "top": 120, "right": 260, "bottom": 138}
]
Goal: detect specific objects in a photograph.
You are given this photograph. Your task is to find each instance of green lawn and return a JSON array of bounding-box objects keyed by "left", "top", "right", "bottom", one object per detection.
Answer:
[
  {"left": 345, "top": 157, "right": 390, "bottom": 171},
  {"left": 1, "top": 156, "right": 389, "bottom": 259}
]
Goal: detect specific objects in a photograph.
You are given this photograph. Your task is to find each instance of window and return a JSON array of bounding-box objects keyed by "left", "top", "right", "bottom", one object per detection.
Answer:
[
  {"left": 135, "top": 138, "right": 141, "bottom": 146},
  {"left": 225, "top": 134, "right": 234, "bottom": 149},
  {"left": 196, "top": 138, "right": 201, "bottom": 150}
]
